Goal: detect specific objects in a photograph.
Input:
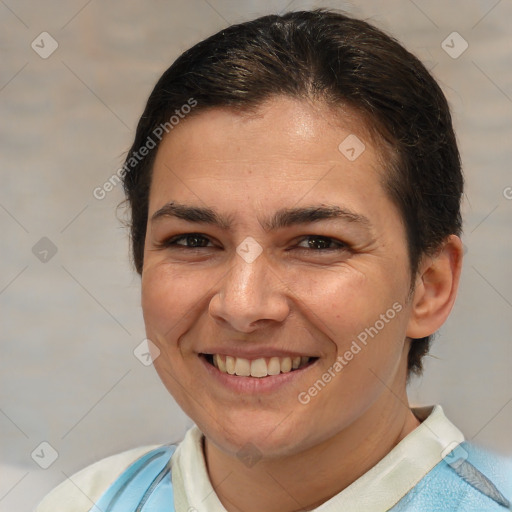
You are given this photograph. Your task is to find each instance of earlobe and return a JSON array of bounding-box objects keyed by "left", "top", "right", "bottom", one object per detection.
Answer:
[{"left": 406, "top": 235, "right": 463, "bottom": 339}]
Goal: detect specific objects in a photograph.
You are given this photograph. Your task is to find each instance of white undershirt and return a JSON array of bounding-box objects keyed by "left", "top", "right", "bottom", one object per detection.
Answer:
[{"left": 36, "top": 405, "right": 464, "bottom": 512}]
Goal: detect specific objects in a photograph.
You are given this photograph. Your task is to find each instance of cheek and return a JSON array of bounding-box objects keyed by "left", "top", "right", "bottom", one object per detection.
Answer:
[
  {"left": 293, "top": 265, "right": 409, "bottom": 359},
  {"left": 141, "top": 265, "right": 205, "bottom": 333},
  {"left": 141, "top": 265, "right": 208, "bottom": 407},
  {"left": 287, "top": 266, "right": 378, "bottom": 336},
  {"left": 302, "top": 272, "right": 367, "bottom": 331}
]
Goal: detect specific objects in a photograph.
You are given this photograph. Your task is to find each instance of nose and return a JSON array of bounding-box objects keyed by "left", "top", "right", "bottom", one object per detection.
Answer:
[{"left": 208, "top": 252, "right": 290, "bottom": 333}]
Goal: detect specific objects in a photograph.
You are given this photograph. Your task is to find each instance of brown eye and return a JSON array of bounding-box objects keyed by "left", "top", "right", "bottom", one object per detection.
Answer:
[
  {"left": 162, "top": 233, "right": 213, "bottom": 248},
  {"left": 297, "top": 236, "right": 347, "bottom": 251}
]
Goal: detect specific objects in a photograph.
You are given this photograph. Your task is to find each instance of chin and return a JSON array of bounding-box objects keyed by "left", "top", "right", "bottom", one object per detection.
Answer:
[{"left": 198, "top": 410, "right": 307, "bottom": 459}]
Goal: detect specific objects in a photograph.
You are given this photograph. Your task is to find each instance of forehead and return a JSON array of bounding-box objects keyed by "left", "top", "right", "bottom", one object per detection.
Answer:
[
  {"left": 148, "top": 97, "right": 400, "bottom": 233},
  {"left": 152, "top": 97, "right": 383, "bottom": 184}
]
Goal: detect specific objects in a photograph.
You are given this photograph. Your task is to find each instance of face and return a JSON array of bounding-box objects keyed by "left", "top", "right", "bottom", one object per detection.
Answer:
[{"left": 141, "top": 97, "right": 414, "bottom": 459}]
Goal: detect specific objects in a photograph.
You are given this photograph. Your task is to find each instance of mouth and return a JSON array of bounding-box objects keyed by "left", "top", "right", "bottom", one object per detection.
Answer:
[{"left": 201, "top": 353, "right": 318, "bottom": 378}]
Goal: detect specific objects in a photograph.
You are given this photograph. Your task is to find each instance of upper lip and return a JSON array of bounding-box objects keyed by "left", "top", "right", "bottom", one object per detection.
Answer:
[{"left": 198, "top": 347, "right": 318, "bottom": 359}]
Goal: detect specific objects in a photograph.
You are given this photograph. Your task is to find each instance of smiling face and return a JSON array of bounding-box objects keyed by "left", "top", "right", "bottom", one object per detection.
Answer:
[{"left": 141, "top": 96, "right": 416, "bottom": 459}]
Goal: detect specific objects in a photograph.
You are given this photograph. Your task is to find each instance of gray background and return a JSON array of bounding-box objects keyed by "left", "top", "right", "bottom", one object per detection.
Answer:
[{"left": 1, "top": 1, "right": 511, "bottom": 510}]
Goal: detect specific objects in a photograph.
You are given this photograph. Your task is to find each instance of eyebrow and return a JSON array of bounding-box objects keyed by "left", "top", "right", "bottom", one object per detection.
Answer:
[{"left": 150, "top": 202, "right": 373, "bottom": 233}]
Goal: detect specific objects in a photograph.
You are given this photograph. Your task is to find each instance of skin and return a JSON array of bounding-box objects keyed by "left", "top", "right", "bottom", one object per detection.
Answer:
[{"left": 141, "top": 96, "right": 463, "bottom": 512}]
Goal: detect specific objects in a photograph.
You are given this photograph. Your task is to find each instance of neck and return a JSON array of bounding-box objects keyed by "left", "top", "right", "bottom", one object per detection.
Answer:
[{"left": 203, "top": 392, "right": 421, "bottom": 512}]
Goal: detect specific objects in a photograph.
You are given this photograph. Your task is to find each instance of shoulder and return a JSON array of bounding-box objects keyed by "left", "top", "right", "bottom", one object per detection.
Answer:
[
  {"left": 395, "top": 441, "right": 512, "bottom": 511},
  {"left": 460, "top": 441, "right": 512, "bottom": 502},
  {"left": 35, "top": 444, "right": 162, "bottom": 512}
]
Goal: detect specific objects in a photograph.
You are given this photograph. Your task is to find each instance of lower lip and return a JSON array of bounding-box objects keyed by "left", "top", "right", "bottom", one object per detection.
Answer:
[{"left": 199, "top": 355, "right": 318, "bottom": 394}]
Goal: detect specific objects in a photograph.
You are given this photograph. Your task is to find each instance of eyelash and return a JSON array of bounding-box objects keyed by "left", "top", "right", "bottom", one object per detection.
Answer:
[{"left": 158, "top": 233, "right": 348, "bottom": 252}]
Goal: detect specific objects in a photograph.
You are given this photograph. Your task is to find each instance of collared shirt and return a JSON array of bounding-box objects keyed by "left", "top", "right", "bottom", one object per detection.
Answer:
[{"left": 36, "top": 405, "right": 505, "bottom": 511}]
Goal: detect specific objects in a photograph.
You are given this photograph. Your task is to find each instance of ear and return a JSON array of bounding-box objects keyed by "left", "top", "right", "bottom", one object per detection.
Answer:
[{"left": 406, "top": 235, "right": 463, "bottom": 339}]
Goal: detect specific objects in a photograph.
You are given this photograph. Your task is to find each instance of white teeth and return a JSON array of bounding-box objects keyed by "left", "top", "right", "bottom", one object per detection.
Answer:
[
  {"left": 234, "top": 357, "right": 251, "bottom": 376},
  {"left": 281, "top": 357, "right": 292, "bottom": 373},
  {"left": 211, "top": 354, "right": 312, "bottom": 377},
  {"left": 250, "top": 358, "right": 267, "bottom": 377},
  {"left": 225, "top": 355, "right": 236, "bottom": 375},
  {"left": 215, "top": 354, "right": 227, "bottom": 373},
  {"left": 267, "top": 357, "right": 281, "bottom": 375}
]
